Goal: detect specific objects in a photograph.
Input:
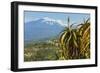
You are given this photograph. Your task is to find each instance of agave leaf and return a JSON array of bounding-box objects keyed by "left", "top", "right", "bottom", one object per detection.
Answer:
[
  {"left": 73, "top": 39, "right": 78, "bottom": 48},
  {"left": 72, "top": 31, "right": 77, "bottom": 40}
]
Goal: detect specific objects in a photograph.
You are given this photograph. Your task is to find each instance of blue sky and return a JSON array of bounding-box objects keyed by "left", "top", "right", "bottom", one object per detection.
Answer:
[{"left": 24, "top": 11, "right": 90, "bottom": 26}]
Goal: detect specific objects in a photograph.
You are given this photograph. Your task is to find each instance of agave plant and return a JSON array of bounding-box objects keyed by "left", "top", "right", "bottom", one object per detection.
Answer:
[
  {"left": 58, "top": 17, "right": 90, "bottom": 60},
  {"left": 77, "top": 19, "right": 90, "bottom": 58},
  {"left": 58, "top": 17, "right": 79, "bottom": 59}
]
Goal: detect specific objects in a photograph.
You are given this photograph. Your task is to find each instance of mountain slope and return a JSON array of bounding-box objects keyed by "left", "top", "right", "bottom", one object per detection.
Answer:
[{"left": 24, "top": 17, "right": 65, "bottom": 42}]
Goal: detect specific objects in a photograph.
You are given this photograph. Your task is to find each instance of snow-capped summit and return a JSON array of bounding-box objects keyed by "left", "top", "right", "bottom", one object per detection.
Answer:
[{"left": 41, "top": 17, "right": 65, "bottom": 26}]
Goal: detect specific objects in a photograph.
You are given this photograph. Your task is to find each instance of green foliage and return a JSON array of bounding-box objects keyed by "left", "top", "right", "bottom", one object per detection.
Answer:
[{"left": 24, "top": 42, "right": 59, "bottom": 61}]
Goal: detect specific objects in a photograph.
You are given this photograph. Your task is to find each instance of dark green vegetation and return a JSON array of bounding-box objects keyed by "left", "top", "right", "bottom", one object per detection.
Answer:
[
  {"left": 24, "top": 18, "right": 90, "bottom": 61},
  {"left": 24, "top": 40, "right": 60, "bottom": 61}
]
